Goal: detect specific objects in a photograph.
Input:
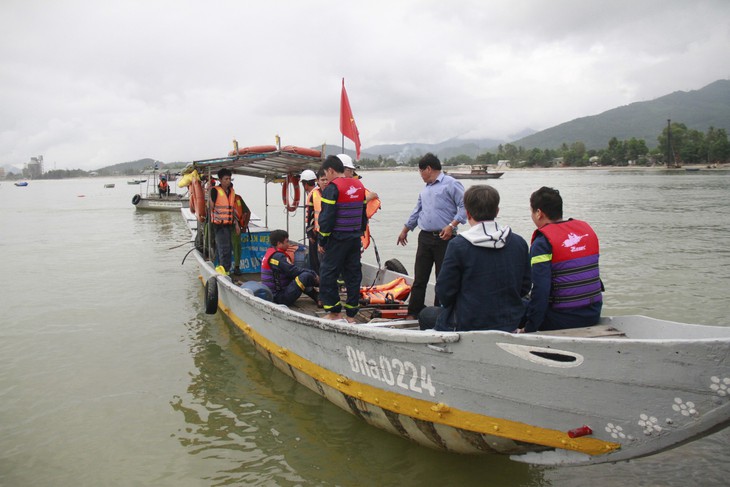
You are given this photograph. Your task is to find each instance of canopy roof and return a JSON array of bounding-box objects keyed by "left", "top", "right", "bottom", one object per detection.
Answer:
[{"left": 193, "top": 149, "right": 323, "bottom": 181}]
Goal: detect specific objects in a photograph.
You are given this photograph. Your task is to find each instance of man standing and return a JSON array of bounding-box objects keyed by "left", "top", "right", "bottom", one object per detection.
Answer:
[
  {"left": 397, "top": 153, "right": 466, "bottom": 319},
  {"left": 338, "top": 153, "right": 381, "bottom": 251},
  {"left": 318, "top": 155, "right": 367, "bottom": 322},
  {"left": 522, "top": 186, "right": 603, "bottom": 332},
  {"left": 210, "top": 168, "right": 237, "bottom": 275},
  {"left": 419, "top": 185, "right": 531, "bottom": 331}
]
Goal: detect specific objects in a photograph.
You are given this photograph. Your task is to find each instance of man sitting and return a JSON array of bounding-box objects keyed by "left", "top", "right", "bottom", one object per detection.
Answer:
[
  {"left": 419, "top": 185, "right": 531, "bottom": 332},
  {"left": 261, "top": 230, "right": 319, "bottom": 306},
  {"left": 521, "top": 186, "right": 603, "bottom": 332}
]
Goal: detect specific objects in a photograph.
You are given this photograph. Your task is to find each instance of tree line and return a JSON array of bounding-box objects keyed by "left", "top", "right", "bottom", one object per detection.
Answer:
[{"left": 357, "top": 123, "right": 730, "bottom": 168}]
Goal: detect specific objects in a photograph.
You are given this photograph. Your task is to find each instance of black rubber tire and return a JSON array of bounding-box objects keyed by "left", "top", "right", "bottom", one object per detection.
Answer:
[
  {"left": 384, "top": 258, "right": 408, "bottom": 276},
  {"left": 204, "top": 276, "right": 218, "bottom": 314},
  {"left": 131, "top": 194, "right": 141, "bottom": 205}
]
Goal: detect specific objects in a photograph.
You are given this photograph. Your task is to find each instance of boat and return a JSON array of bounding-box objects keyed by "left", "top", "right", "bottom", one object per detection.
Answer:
[
  {"left": 132, "top": 170, "right": 189, "bottom": 211},
  {"left": 127, "top": 179, "right": 147, "bottom": 185},
  {"left": 182, "top": 145, "right": 730, "bottom": 466},
  {"left": 447, "top": 165, "right": 504, "bottom": 179},
  {"left": 14, "top": 181, "right": 29, "bottom": 187},
  {"left": 104, "top": 183, "right": 115, "bottom": 188}
]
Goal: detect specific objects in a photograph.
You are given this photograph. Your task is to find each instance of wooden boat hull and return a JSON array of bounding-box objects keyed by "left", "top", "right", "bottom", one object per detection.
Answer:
[{"left": 190, "top": 246, "right": 730, "bottom": 466}]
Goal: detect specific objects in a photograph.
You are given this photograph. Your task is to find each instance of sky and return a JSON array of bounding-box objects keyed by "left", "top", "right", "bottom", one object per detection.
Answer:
[{"left": 1, "top": 0, "right": 729, "bottom": 171}]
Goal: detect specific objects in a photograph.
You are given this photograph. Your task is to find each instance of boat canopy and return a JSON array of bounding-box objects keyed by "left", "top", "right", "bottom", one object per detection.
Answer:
[{"left": 193, "top": 150, "right": 323, "bottom": 182}]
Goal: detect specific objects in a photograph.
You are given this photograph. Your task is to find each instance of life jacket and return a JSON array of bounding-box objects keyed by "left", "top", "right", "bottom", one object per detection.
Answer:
[
  {"left": 329, "top": 177, "right": 365, "bottom": 234},
  {"left": 361, "top": 189, "right": 381, "bottom": 250},
  {"left": 158, "top": 179, "right": 168, "bottom": 191},
  {"left": 211, "top": 186, "right": 236, "bottom": 225},
  {"left": 360, "top": 277, "right": 411, "bottom": 305},
  {"left": 234, "top": 194, "right": 251, "bottom": 230},
  {"left": 261, "top": 247, "right": 292, "bottom": 293},
  {"left": 307, "top": 188, "right": 323, "bottom": 233},
  {"left": 532, "top": 219, "right": 603, "bottom": 309}
]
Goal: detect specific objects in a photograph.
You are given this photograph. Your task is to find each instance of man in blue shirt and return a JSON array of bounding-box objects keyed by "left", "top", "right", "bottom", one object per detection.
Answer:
[{"left": 397, "top": 153, "right": 466, "bottom": 319}]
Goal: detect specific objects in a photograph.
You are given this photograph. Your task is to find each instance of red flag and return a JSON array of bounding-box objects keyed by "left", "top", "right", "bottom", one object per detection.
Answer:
[{"left": 340, "top": 78, "right": 361, "bottom": 160}]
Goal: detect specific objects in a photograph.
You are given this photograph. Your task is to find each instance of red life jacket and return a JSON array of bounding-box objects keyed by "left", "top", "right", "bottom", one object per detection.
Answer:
[{"left": 532, "top": 219, "right": 602, "bottom": 309}]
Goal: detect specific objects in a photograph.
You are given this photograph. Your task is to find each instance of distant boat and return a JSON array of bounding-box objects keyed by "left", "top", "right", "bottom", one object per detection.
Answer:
[
  {"left": 104, "top": 183, "right": 115, "bottom": 188},
  {"left": 127, "top": 179, "right": 147, "bottom": 185},
  {"left": 14, "top": 181, "right": 28, "bottom": 187},
  {"left": 447, "top": 165, "right": 504, "bottom": 180}
]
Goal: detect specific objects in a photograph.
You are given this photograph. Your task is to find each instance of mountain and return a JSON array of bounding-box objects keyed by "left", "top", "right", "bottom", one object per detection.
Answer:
[
  {"left": 509, "top": 79, "right": 730, "bottom": 150},
  {"left": 325, "top": 136, "right": 506, "bottom": 163}
]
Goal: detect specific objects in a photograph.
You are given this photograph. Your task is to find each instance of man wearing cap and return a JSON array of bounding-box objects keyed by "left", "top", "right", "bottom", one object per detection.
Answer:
[
  {"left": 318, "top": 155, "right": 367, "bottom": 322},
  {"left": 397, "top": 153, "right": 466, "bottom": 319},
  {"left": 300, "top": 169, "right": 320, "bottom": 272}
]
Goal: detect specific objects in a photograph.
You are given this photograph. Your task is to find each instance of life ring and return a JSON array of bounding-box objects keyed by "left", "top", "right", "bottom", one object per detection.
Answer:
[
  {"left": 281, "top": 145, "right": 322, "bottom": 158},
  {"left": 384, "top": 258, "right": 408, "bottom": 276},
  {"left": 192, "top": 178, "right": 205, "bottom": 221},
  {"left": 205, "top": 276, "right": 218, "bottom": 314},
  {"left": 132, "top": 194, "right": 141, "bottom": 205},
  {"left": 281, "top": 174, "right": 301, "bottom": 212},
  {"left": 228, "top": 145, "right": 278, "bottom": 156}
]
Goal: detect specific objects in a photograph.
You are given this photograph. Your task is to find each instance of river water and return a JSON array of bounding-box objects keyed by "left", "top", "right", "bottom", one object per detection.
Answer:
[{"left": 1, "top": 169, "right": 729, "bottom": 486}]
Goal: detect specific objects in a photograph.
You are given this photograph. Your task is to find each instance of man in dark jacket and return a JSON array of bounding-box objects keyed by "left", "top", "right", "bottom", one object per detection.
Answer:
[{"left": 419, "top": 185, "right": 531, "bottom": 332}]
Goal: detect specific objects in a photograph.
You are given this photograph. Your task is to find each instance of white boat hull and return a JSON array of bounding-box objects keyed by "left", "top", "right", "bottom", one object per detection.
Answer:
[
  {"left": 133, "top": 196, "right": 189, "bottom": 211},
  {"left": 190, "top": 247, "right": 730, "bottom": 466}
]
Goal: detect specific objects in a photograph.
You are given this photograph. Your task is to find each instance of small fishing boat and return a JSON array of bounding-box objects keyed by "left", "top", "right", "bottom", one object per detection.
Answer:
[
  {"left": 14, "top": 181, "right": 29, "bottom": 187},
  {"left": 104, "top": 183, "right": 115, "bottom": 188},
  {"left": 127, "top": 179, "right": 147, "bottom": 185},
  {"left": 448, "top": 165, "right": 504, "bottom": 179},
  {"left": 132, "top": 170, "right": 189, "bottom": 211},
  {"left": 183, "top": 144, "right": 730, "bottom": 466}
]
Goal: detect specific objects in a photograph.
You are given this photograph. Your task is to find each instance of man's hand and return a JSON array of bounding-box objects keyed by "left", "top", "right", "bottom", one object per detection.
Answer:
[{"left": 397, "top": 227, "right": 409, "bottom": 246}]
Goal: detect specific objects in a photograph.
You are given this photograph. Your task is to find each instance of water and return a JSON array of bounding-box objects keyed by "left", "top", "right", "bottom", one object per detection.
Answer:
[{"left": 1, "top": 170, "right": 729, "bottom": 486}]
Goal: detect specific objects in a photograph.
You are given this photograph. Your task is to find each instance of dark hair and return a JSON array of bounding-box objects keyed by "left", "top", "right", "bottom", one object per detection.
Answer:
[
  {"left": 217, "top": 168, "right": 232, "bottom": 179},
  {"left": 322, "top": 155, "right": 344, "bottom": 173},
  {"left": 530, "top": 186, "right": 563, "bottom": 220},
  {"left": 269, "top": 229, "right": 289, "bottom": 247},
  {"left": 418, "top": 153, "right": 441, "bottom": 171},
  {"left": 464, "top": 185, "right": 500, "bottom": 221},
  {"left": 316, "top": 168, "right": 325, "bottom": 179}
]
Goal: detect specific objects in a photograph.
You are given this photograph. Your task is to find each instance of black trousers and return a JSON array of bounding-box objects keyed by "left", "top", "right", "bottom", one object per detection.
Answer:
[
  {"left": 319, "top": 237, "right": 362, "bottom": 318},
  {"left": 407, "top": 230, "right": 450, "bottom": 317}
]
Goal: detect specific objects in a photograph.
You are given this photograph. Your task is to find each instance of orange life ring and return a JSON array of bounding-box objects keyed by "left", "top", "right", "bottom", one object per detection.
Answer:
[
  {"left": 192, "top": 178, "right": 205, "bottom": 222},
  {"left": 228, "top": 145, "right": 278, "bottom": 156},
  {"left": 281, "top": 145, "right": 322, "bottom": 158},
  {"left": 281, "top": 174, "right": 301, "bottom": 212}
]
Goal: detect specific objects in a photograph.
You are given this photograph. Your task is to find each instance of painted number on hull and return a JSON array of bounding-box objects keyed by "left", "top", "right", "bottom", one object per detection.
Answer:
[{"left": 345, "top": 346, "right": 436, "bottom": 397}]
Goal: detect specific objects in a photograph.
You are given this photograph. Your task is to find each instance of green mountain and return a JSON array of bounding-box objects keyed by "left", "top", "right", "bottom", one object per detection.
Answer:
[{"left": 510, "top": 80, "right": 730, "bottom": 150}]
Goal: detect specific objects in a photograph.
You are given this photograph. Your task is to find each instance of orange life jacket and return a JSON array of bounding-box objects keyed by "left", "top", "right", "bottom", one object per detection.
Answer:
[
  {"left": 211, "top": 186, "right": 236, "bottom": 225},
  {"left": 361, "top": 189, "right": 381, "bottom": 250},
  {"left": 234, "top": 194, "right": 251, "bottom": 229},
  {"left": 360, "top": 277, "right": 411, "bottom": 305}
]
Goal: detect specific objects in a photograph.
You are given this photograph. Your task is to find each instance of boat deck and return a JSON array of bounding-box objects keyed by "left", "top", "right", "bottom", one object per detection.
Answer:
[{"left": 230, "top": 272, "right": 418, "bottom": 328}]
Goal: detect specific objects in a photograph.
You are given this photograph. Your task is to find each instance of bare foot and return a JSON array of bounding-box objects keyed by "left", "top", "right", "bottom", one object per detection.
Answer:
[
  {"left": 323, "top": 313, "right": 343, "bottom": 321},
  {"left": 344, "top": 316, "right": 357, "bottom": 324}
]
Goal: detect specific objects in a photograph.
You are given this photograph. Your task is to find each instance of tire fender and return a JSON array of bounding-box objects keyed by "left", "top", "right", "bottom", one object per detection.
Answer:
[
  {"left": 384, "top": 258, "right": 408, "bottom": 276},
  {"left": 132, "top": 194, "right": 141, "bottom": 205},
  {"left": 205, "top": 276, "right": 219, "bottom": 314}
]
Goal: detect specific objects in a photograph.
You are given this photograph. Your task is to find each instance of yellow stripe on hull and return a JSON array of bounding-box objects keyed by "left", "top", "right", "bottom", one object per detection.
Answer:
[{"left": 219, "top": 302, "right": 621, "bottom": 457}]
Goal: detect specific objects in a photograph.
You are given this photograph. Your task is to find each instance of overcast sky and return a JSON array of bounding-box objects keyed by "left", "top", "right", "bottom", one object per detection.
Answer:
[{"left": 2, "top": 0, "right": 728, "bottom": 170}]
